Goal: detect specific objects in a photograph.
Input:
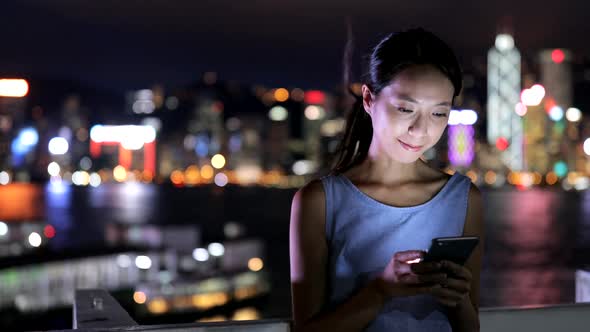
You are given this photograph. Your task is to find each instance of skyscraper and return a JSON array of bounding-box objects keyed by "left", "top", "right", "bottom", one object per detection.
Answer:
[
  {"left": 487, "top": 33, "right": 523, "bottom": 171},
  {"left": 539, "top": 49, "right": 577, "bottom": 172}
]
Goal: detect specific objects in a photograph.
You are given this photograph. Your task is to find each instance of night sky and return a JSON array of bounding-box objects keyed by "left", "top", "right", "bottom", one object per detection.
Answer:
[{"left": 2, "top": 1, "right": 590, "bottom": 93}]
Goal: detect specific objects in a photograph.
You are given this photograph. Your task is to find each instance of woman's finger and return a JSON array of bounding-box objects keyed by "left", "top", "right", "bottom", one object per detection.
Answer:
[
  {"left": 410, "top": 261, "right": 442, "bottom": 274},
  {"left": 441, "top": 278, "right": 470, "bottom": 293},
  {"left": 394, "top": 250, "right": 425, "bottom": 263},
  {"left": 417, "top": 272, "right": 447, "bottom": 284},
  {"left": 431, "top": 286, "right": 465, "bottom": 303},
  {"left": 441, "top": 260, "right": 472, "bottom": 280}
]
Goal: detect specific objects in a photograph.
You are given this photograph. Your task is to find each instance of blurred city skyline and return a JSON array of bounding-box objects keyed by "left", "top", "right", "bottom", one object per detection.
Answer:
[{"left": 3, "top": 1, "right": 590, "bottom": 92}]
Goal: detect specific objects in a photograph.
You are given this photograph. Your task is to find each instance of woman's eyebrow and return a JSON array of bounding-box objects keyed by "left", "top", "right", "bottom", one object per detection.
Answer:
[{"left": 392, "top": 94, "right": 452, "bottom": 107}]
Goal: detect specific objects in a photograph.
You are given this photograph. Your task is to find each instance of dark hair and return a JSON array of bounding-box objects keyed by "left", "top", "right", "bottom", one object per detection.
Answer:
[{"left": 331, "top": 28, "right": 463, "bottom": 174}]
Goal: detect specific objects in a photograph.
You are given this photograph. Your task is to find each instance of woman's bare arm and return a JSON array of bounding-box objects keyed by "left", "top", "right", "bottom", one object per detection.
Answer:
[{"left": 289, "top": 180, "right": 387, "bottom": 332}]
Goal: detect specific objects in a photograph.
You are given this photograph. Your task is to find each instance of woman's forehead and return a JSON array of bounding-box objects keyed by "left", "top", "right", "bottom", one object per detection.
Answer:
[{"left": 380, "top": 66, "right": 455, "bottom": 103}]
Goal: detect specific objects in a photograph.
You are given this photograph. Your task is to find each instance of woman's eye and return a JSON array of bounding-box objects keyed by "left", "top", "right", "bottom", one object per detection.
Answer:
[
  {"left": 433, "top": 113, "right": 448, "bottom": 117},
  {"left": 397, "top": 107, "right": 413, "bottom": 113}
]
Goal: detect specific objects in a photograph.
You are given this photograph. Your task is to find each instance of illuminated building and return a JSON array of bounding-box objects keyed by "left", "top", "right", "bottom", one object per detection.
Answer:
[
  {"left": 448, "top": 110, "right": 478, "bottom": 168},
  {"left": 301, "top": 90, "right": 328, "bottom": 175},
  {"left": 538, "top": 49, "right": 579, "bottom": 172},
  {"left": 540, "top": 49, "right": 572, "bottom": 108},
  {"left": 89, "top": 125, "right": 157, "bottom": 176},
  {"left": 487, "top": 33, "right": 524, "bottom": 170},
  {"left": 0, "top": 79, "right": 30, "bottom": 171}
]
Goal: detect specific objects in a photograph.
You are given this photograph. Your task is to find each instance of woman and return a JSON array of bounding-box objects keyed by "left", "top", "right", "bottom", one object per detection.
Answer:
[{"left": 289, "top": 28, "right": 484, "bottom": 332}]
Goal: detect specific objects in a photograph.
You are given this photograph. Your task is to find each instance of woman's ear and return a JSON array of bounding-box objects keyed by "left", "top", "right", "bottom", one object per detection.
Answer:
[{"left": 361, "top": 84, "right": 374, "bottom": 116}]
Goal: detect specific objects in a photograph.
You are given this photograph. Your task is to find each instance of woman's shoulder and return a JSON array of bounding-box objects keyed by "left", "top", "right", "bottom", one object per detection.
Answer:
[
  {"left": 291, "top": 179, "right": 328, "bottom": 237},
  {"left": 292, "top": 178, "right": 326, "bottom": 208}
]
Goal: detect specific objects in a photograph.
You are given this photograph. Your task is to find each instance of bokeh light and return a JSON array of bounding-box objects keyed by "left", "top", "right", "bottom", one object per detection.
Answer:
[
  {"left": 549, "top": 106, "right": 564, "bottom": 122},
  {"left": 553, "top": 161, "right": 568, "bottom": 178},
  {"left": 113, "top": 166, "right": 127, "bottom": 182},
  {"left": 135, "top": 255, "right": 152, "bottom": 269},
  {"left": 208, "top": 242, "right": 225, "bottom": 257},
  {"left": 0, "top": 222, "right": 8, "bottom": 236},
  {"left": 200, "top": 165, "right": 214, "bottom": 180},
  {"left": 304, "top": 105, "right": 325, "bottom": 120},
  {"left": 551, "top": 49, "right": 565, "bottom": 63},
  {"left": 0, "top": 79, "right": 29, "bottom": 97},
  {"left": 47, "top": 162, "right": 61, "bottom": 177},
  {"left": 211, "top": 154, "right": 226, "bottom": 169},
  {"left": 273, "top": 88, "right": 289, "bottom": 102},
  {"left": 193, "top": 248, "right": 209, "bottom": 262},
  {"left": 514, "top": 102, "right": 527, "bottom": 116},
  {"left": 520, "top": 85, "right": 545, "bottom": 106},
  {"left": 248, "top": 257, "right": 264, "bottom": 272},
  {"left": 48, "top": 137, "right": 69, "bottom": 155},
  {"left": 214, "top": 173, "right": 228, "bottom": 187},
  {"left": 584, "top": 138, "right": 590, "bottom": 156},
  {"left": 28, "top": 232, "right": 42, "bottom": 247},
  {"left": 43, "top": 225, "right": 56, "bottom": 239},
  {"left": 566, "top": 107, "right": 582, "bottom": 122},
  {"left": 546, "top": 172, "right": 558, "bottom": 185},
  {"left": 170, "top": 170, "right": 185, "bottom": 186},
  {"left": 496, "top": 137, "right": 509, "bottom": 151},
  {"left": 147, "top": 297, "right": 169, "bottom": 314},
  {"left": 0, "top": 171, "right": 10, "bottom": 185},
  {"left": 133, "top": 291, "right": 147, "bottom": 304},
  {"left": 268, "top": 106, "right": 288, "bottom": 121},
  {"left": 89, "top": 173, "right": 101, "bottom": 187}
]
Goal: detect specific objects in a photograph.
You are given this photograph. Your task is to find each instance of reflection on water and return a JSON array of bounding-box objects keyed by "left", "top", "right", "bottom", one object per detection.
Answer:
[{"left": 481, "top": 189, "right": 585, "bottom": 307}]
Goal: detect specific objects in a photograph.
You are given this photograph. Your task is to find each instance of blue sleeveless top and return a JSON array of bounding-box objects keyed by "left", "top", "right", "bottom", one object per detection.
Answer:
[{"left": 321, "top": 171, "right": 471, "bottom": 332}]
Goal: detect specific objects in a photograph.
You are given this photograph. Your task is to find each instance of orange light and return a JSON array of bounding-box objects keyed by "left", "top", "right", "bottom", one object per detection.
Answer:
[
  {"left": 200, "top": 165, "right": 214, "bottom": 180},
  {"left": 147, "top": 297, "right": 169, "bottom": 314},
  {"left": 533, "top": 172, "right": 542, "bottom": 185},
  {"left": 248, "top": 257, "right": 264, "bottom": 272},
  {"left": 170, "top": 170, "right": 185, "bottom": 186},
  {"left": 191, "top": 292, "right": 229, "bottom": 310},
  {"left": 185, "top": 165, "right": 200, "bottom": 185},
  {"left": 484, "top": 171, "right": 497, "bottom": 185},
  {"left": 142, "top": 170, "right": 154, "bottom": 183},
  {"left": 0, "top": 79, "right": 29, "bottom": 97},
  {"left": 274, "top": 88, "right": 289, "bottom": 102},
  {"left": 465, "top": 170, "right": 478, "bottom": 183},
  {"left": 232, "top": 307, "right": 260, "bottom": 321},
  {"left": 133, "top": 291, "right": 147, "bottom": 304}
]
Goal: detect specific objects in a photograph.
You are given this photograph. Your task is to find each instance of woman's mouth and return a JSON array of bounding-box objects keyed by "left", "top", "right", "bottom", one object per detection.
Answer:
[{"left": 398, "top": 139, "right": 423, "bottom": 152}]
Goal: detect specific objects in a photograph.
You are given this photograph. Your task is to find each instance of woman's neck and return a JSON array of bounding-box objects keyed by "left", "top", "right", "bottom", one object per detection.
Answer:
[{"left": 349, "top": 156, "right": 428, "bottom": 186}]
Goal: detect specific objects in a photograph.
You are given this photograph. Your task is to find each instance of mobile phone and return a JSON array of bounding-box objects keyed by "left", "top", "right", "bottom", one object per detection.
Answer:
[{"left": 422, "top": 236, "right": 479, "bottom": 265}]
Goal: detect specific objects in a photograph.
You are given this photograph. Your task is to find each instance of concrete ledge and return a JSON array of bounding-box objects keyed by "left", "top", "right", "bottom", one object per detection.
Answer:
[
  {"left": 74, "top": 289, "right": 138, "bottom": 329},
  {"left": 480, "top": 303, "right": 590, "bottom": 332}
]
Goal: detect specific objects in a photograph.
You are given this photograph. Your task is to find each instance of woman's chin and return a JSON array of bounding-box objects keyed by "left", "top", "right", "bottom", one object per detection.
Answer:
[{"left": 390, "top": 151, "right": 423, "bottom": 164}]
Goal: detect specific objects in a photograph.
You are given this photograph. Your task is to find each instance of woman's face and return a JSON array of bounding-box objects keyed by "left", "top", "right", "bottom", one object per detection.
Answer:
[{"left": 362, "top": 64, "right": 455, "bottom": 163}]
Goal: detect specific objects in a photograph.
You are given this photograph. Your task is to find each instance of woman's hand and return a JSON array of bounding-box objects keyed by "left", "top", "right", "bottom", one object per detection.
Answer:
[
  {"left": 418, "top": 260, "right": 472, "bottom": 308},
  {"left": 373, "top": 250, "right": 447, "bottom": 299}
]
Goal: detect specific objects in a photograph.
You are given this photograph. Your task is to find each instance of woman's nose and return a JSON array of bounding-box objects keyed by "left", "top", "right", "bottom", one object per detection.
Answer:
[{"left": 408, "top": 114, "right": 428, "bottom": 137}]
